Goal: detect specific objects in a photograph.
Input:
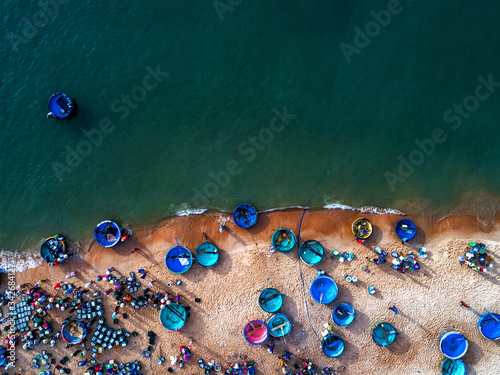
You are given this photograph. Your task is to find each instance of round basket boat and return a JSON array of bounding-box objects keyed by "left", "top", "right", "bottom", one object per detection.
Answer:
[
  {"left": 372, "top": 323, "right": 397, "bottom": 347},
  {"left": 40, "top": 235, "right": 67, "bottom": 263},
  {"left": 478, "top": 312, "right": 500, "bottom": 340},
  {"left": 267, "top": 314, "right": 292, "bottom": 337},
  {"left": 332, "top": 303, "right": 355, "bottom": 327},
  {"left": 61, "top": 319, "right": 87, "bottom": 345},
  {"left": 195, "top": 241, "right": 219, "bottom": 268},
  {"left": 258, "top": 288, "right": 283, "bottom": 313},
  {"left": 395, "top": 218, "right": 417, "bottom": 243},
  {"left": 352, "top": 218, "right": 372, "bottom": 240},
  {"left": 440, "top": 331, "right": 468, "bottom": 360},
  {"left": 272, "top": 229, "right": 296, "bottom": 253},
  {"left": 309, "top": 276, "right": 337, "bottom": 304},
  {"left": 47, "top": 92, "right": 74, "bottom": 119},
  {"left": 322, "top": 334, "right": 345, "bottom": 358},
  {"left": 159, "top": 304, "right": 187, "bottom": 331},
  {"left": 243, "top": 320, "right": 268, "bottom": 345},
  {"left": 441, "top": 358, "right": 467, "bottom": 375},
  {"left": 94, "top": 220, "right": 121, "bottom": 248},
  {"left": 165, "top": 246, "right": 193, "bottom": 274},
  {"left": 299, "top": 240, "right": 324, "bottom": 265},
  {"left": 233, "top": 203, "right": 258, "bottom": 228}
]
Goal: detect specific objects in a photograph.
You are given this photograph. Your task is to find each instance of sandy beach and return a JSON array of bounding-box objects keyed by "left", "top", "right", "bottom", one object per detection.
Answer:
[{"left": 6, "top": 208, "right": 500, "bottom": 374}]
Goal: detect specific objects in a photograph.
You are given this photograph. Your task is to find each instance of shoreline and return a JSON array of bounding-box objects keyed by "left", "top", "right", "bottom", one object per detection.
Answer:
[
  {"left": 3, "top": 203, "right": 500, "bottom": 274},
  {"left": 7, "top": 207, "right": 500, "bottom": 374}
]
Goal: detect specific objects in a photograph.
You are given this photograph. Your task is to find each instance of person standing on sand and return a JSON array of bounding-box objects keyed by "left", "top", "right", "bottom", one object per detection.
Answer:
[
  {"left": 460, "top": 301, "right": 470, "bottom": 308},
  {"left": 389, "top": 306, "right": 399, "bottom": 314},
  {"left": 131, "top": 247, "right": 137, "bottom": 253}
]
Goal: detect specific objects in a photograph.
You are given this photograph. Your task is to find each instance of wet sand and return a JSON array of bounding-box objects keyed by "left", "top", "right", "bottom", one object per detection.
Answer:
[{"left": 9, "top": 208, "right": 500, "bottom": 374}]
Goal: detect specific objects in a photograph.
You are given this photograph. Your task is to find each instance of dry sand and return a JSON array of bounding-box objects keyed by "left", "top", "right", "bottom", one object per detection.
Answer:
[{"left": 8, "top": 208, "right": 500, "bottom": 374}]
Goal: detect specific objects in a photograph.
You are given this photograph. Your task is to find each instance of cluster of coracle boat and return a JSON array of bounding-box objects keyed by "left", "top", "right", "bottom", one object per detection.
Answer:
[{"left": 33, "top": 204, "right": 499, "bottom": 375}]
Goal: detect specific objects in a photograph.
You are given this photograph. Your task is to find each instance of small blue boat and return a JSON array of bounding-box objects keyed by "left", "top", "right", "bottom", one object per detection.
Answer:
[
  {"left": 272, "top": 228, "right": 296, "bottom": 253},
  {"left": 195, "top": 237, "right": 219, "bottom": 268},
  {"left": 322, "top": 334, "right": 345, "bottom": 358},
  {"left": 395, "top": 219, "right": 417, "bottom": 243},
  {"left": 258, "top": 288, "right": 283, "bottom": 313},
  {"left": 47, "top": 92, "right": 75, "bottom": 119},
  {"left": 372, "top": 322, "right": 397, "bottom": 347},
  {"left": 441, "top": 359, "right": 467, "bottom": 375},
  {"left": 61, "top": 319, "right": 87, "bottom": 345},
  {"left": 94, "top": 220, "right": 121, "bottom": 247},
  {"left": 299, "top": 240, "right": 324, "bottom": 265},
  {"left": 159, "top": 303, "right": 187, "bottom": 331},
  {"left": 310, "top": 276, "right": 337, "bottom": 304},
  {"left": 440, "top": 331, "right": 468, "bottom": 360},
  {"left": 267, "top": 313, "right": 292, "bottom": 337},
  {"left": 332, "top": 303, "right": 355, "bottom": 327},
  {"left": 243, "top": 320, "right": 268, "bottom": 345},
  {"left": 165, "top": 244, "right": 193, "bottom": 274},
  {"left": 478, "top": 312, "right": 500, "bottom": 340},
  {"left": 233, "top": 203, "right": 258, "bottom": 228}
]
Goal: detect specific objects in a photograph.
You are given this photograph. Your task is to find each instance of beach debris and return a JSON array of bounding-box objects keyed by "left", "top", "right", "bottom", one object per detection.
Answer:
[
  {"left": 418, "top": 247, "right": 428, "bottom": 258},
  {"left": 368, "top": 285, "right": 376, "bottom": 295}
]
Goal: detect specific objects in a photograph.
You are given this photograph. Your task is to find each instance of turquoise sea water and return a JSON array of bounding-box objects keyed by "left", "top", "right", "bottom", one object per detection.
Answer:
[{"left": 1, "top": 1, "right": 500, "bottom": 254}]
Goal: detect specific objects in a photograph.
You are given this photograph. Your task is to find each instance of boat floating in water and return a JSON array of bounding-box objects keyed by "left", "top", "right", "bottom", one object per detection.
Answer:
[
  {"left": 233, "top": 203, "right": 258, "bottom": 228},
  {"left": 40, "top": 235, "right": 70, "bottom": 266},
  {"left": 94, "top": 220, "right": 122, "bottom": 247},
  {"left": 47, "top": 92, "right": 75, "bottom": 119}
]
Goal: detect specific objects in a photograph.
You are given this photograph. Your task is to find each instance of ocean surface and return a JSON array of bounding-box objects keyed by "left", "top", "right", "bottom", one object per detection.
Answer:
[{"left": 1, "top": 1, "right": 500, "bottom": 259}]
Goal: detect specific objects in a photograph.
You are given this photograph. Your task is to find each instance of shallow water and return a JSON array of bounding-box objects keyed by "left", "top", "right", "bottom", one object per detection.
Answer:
[{"left": 1, "top": 1, "right": 500, "bottom": 255}]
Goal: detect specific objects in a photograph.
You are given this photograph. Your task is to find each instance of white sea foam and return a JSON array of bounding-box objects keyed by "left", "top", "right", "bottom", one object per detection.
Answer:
[
  {"left": 175, "top": 208, "right": 208, "bottom": 217},
  {"left": 0, "top": 249, "right": 44, "bottom": 273},
  {"left": 323, "top": 203, "right": 405, "bottom": 215}
]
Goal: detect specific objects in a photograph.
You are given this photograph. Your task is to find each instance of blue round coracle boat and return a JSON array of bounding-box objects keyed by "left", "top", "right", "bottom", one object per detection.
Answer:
[
  {"left": 159, "top": 304, "right": 187, "bottom": 331},
  {"left": 233, "top": 203, "right": 258, "bottom": 228},
  {"left": 267, "top": 314, "right": 292, "bottom": 337},
  {"left": 395, "top": 219, "right": 417, "bottom": 243},
  {"left": 40, "top": 235, "right": 67, "bottom": 263},
  {"left": 272, "top": 229, "right": 296, "bottom": 253},
  {"left": 332, "top": 303, "right": 355, "bottom": 327},
  {"left": 440, "top": 332, "right": 468, "bottom": 360},
  {"left": 47, "top": 93, "right": 74, "bottom": 119},
  {"left": 165, "top": 246, "right": 193, "bottom": 274},
  {"left": 61, "top": 319, "right": 87, "bottom": 345},
  {"left": 310, "top": 276, "right": 337, "bottom": 304},
  {"left": 94, "top": 221, "right": 121, "bottom": 247},
  {"left": 478, "top": 312, "right": 500, "bottom": 340},
  {"left": 322, "top": 334, "right": 345, "bottom": 358},
  {"left": 372, "top": 323, "right": 397, "bottom": 347},
  {"left": 195, "top": 241, "right": 219, "bottom": 268},
  {"left": 243, "top": 320, "right": 269, "bottom": 345},
  {"left": 299, "top": 240, "right": 324, "bottom": 265},
  {"left": 258, "top": 288, "right": 283, "bottom": 313},
  {"left": 441, "top": 359, "right": 467, "bottom": 375}
]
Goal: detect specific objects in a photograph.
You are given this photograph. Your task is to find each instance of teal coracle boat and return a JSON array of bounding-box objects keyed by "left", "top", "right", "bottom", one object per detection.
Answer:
[
  {"left": 195, "top": 237, "right": 219, "bottom": 268},
  {"left": 272, "top": 229, "right": 296, "bottom": 253},
  {"left": 159, "top": 303, "right": 187, "bottom": 331},
  {"left": 372, "top": 322, "right": 397, "bottom": 347},
  {"left": 258, "top": 288, "right": 283, "bottom": 313},
  {"left": 322, "top": 334, "right": 345, "bottom": 358},
  {"left": 299, "top": 240, "right": 324, "bottom": 265},
  {"left": 267, "top": 313, "right": 292, "bottom": 337},
  {"left": 441, "top": 359, "right": 467, "bottom": 375}
]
